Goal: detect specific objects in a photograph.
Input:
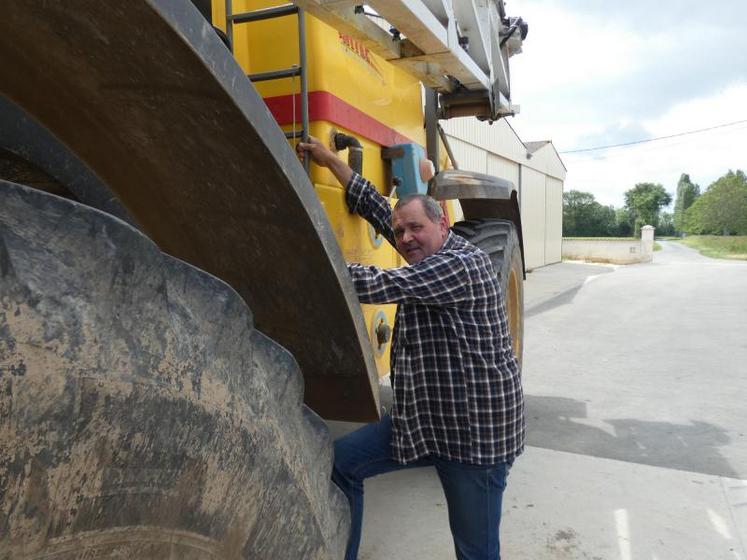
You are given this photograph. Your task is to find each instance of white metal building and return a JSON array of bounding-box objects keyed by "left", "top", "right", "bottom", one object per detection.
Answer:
[{"left": 441, "top": 118, "right": 566, "bottom": 270}]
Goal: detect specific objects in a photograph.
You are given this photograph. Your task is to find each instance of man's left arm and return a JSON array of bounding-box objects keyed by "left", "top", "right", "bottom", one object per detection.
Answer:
[
  {"left": 348, "top": 252, "right": 468, "bottom": 306},
  {"left": 345, "top": 173, "right": 396, "bottom": 246}
]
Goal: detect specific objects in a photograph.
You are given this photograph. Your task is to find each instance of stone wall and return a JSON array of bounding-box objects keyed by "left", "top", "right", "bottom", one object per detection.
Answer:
[{"left": 562, "top": 226, "right": 655, "bottom": 264}]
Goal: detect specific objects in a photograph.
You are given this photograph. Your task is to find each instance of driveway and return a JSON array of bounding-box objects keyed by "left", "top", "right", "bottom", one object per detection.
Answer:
[
  {"left": 524, "top": 241, "right": 747, "bottom": 479},
  {"left": 331, "top": 241, "right": 747, "bottom": 559}
]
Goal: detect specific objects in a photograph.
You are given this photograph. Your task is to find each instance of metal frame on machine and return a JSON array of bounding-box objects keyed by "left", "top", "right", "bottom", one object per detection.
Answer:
[
  {"left": 293, "top": 0, "right": 528, "bottom": 266},
  {"left": 292, "top": 0, "right": 526, "bottom": 173},
  {"left": 293, "top": 0, "right": 527, "bottom": 123}
]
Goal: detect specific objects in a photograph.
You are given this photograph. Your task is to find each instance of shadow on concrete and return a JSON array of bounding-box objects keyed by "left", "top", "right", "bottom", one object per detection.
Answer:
[
  {"left": 331, "top": 392, "right": 740, "bottom": 478},
  {"left": 523, "top": 262, "right": 614, "bottom": 317},
  {"left": 525, "top": 284, "right": 586, "bottom": 318},
  {"left": 526, "top": 394, "right": 740, "bottom": 479}
]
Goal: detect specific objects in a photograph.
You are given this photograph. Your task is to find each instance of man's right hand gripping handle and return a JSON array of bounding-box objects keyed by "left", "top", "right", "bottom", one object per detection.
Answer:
[{"left": 296, "top": 136, "right": 354, "bottom": 188}]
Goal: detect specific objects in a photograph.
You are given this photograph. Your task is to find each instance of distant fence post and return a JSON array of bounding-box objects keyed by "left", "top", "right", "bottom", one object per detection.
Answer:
[{"left": 641, "top": 225, "right": 655, "bottom": 262}]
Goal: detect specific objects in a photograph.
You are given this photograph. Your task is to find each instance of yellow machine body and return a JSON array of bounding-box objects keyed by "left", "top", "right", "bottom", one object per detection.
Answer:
[{"left": 213, "top": 1, "right": 454, "bottom": 378}]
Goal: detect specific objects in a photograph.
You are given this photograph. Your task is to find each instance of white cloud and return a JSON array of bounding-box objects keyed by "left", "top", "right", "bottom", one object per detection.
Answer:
[
  {"left": 502, "top": 0, "right": 747, "bottom": 208},
  {"left": 562, "top": 85, "right": 747, "bottom": 207},
  {"left": 512, "top": 3, "right": 641, "bottom": 94},
  {"left": 643, "top": 84, "right": 747, "bottom": 132}
]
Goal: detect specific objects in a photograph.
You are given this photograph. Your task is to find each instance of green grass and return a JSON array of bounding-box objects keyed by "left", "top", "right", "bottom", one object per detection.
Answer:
[
  {"left": 654, "top": 242, "right": 663, "bottom": 251},
  {"left": 656, "top": 236, "right": 681, "bottom": 241},
  {"left": 563, "top": 237, "right": 636, "bottom": 241},
  {"left": 676, "top": 235, "right": 747, "bottom": 260}
]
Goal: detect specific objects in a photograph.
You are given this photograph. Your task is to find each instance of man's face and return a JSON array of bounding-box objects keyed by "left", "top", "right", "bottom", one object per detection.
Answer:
[{"left": 392, "top": 199, "right": 449, "bottom": 264}]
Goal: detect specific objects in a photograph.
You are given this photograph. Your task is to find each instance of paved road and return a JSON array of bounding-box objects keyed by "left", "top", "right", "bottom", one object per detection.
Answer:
[
  {"left": 524, "top": 241, "right": 747, "bottom": 479},
  {"left": 332, "top": 242, "right": 747, "bottom": 559}
]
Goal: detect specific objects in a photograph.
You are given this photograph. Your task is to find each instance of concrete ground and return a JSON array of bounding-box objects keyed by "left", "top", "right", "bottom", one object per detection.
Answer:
[{"left": 329, "top": 241, "right": 747, "bottom": 559}]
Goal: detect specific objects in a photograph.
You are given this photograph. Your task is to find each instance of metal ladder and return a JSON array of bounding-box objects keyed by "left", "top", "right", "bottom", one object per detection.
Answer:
[{"left": 225, "top": 1, "right": 310, "bottom": 172}]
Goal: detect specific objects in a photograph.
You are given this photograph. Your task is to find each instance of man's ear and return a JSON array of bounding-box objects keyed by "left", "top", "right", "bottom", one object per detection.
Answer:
[{"left": 439, "top": 214, "right": 449, "bottom": 236}]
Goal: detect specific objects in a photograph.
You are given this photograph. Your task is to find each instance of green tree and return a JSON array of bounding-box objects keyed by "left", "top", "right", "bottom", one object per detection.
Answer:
[
  {"left": 563, "top": 190, "right": 616, "bottom": 236},
  {"left": 596, "top": 204, "right": 617, "bottom": 236},
  {"left": 614, "top": 207, "right": 634, "bottom": 236},
  {"left": 683, "top": 170, "right": 747, "bottom": 235},
  {"left": 657, "top": 212, "right": 676, "bottom": 236},
  {"left": 673, "top": 173, "right": 700, "bottom": 234},
  {"left": 624, "top": 182, "right": 672, "bottom": 236}
]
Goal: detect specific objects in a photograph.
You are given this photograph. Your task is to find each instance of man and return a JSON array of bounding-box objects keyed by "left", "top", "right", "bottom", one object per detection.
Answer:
[{"left": 297, "top": 138, "right": 525, "bottom": 560}]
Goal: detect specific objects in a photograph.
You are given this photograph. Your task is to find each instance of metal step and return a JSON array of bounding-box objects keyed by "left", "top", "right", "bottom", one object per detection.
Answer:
[
  {"left": 230, "top": 2, "right": 298, "bottom": 23},
  {"left": 248, "top": 66, "right": 302, "bottom": 82},
  {"left": 229, "top": 2, "right": 309, "bottom": 170}
]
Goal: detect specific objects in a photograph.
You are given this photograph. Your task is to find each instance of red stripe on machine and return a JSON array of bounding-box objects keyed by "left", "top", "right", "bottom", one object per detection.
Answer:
[{"left": 264, "top": 91, "right": 414, "bottom": 147}]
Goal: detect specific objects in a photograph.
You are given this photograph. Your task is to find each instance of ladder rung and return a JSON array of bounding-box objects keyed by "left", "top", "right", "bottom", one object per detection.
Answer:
[
  {"left": 248, "top": 67, "right": 301, "bottom": 82},
  {"left": 285, "top": 130, "right": 305, "bottom": 139},
  {"left": 231, "top": 4, "right": 298, "bottom": 24}
]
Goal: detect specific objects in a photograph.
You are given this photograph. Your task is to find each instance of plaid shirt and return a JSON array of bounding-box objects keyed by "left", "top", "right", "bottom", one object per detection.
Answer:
[{"left": 345, "top": 173, "right": 525, "bottom": 465}]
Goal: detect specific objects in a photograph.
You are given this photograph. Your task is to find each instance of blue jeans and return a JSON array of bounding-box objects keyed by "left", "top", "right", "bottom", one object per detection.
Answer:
[{"left": 332, "top": 415, "right": 512, "bottom": 560}]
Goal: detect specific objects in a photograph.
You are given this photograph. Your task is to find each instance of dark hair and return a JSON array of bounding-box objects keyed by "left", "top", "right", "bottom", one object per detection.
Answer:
[{"left": 394, "top": 194, "right": 443, "bottom": 223}]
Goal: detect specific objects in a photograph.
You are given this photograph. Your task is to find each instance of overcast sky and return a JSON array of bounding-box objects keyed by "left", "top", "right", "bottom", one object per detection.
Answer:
[{"left": 505, "top": 0, "right": 747, "bottom": 208}]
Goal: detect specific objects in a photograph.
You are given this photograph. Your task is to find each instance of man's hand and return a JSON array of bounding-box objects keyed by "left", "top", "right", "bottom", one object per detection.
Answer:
[
  {"left": 297, "top": 136, "right": 354, "bottom": 187},
  {"left": 296, "top": 137, "right": 335, "bottom": 167}
]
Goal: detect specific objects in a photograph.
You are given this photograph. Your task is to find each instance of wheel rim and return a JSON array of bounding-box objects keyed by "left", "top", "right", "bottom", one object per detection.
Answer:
[{"left": 507, "top": 267, "right": 522, "bottom": 361}]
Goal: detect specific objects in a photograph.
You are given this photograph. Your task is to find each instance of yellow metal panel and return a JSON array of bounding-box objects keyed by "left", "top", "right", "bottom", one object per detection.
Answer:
[
  {"left": 226, "top": 3, "right": 425, "bottom": 147},
  {"left": 220, "top": 2, "right": 434, "bottom": 379},
  {"left": 211, "top": 1, "right": 227, "bottom": 32},
  {"left": 315, "top": 178, "right": 397, "bottom": 377},
  {"left": 306, "top": 121, "right": 390, "bottom": 200},
  {"left": 306, "top": 17, "right": 425, "bottom": 146},
  {"left": 311, "top": 119, "right": 399, "bottom": 378},
  {"left": 227, "top": 0, "right": 301, "bottom": 98}
]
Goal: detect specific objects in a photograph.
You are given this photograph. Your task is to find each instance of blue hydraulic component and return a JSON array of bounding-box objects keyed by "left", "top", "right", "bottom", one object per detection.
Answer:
[{"left": 389, "top": 143, "right": 429, "bottom": 196}]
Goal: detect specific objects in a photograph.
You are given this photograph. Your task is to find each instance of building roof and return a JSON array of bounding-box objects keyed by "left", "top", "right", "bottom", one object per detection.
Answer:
[
  {"left": 525, "top": 140, "right": 567, "bottom": 173},
  {"left": 524, "top": 140, "right": 550, "bottom": 154},
  {"left": 440, "top": 118, "right": 567, "bottom": 180}
]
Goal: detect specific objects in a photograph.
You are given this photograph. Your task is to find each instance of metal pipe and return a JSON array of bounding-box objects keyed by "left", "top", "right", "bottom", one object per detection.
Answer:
[
  {"left": 424, "top": 87, "right": 439, "bottom": 173},
  {"left": 298, "top": 8, "right": 310, "bottom": 174},
  {"left": 231, "top": 3, "right": 298, "bottom": 24},
  {"left": 334, "top": 133, "right": 363, "bottom": 175},
  {"left": 437, "top": 124, "right": 458, "bottom": 170},
  {"left": 225, "top": 0, "right": 233, "bottom": 51}
]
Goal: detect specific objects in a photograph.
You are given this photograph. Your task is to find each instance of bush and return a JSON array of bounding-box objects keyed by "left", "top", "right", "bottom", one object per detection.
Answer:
[{"left": 684, "top": 170, "right": 747, "bottom": 235}]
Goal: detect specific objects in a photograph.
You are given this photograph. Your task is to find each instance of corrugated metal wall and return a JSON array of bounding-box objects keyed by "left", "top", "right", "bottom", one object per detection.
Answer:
[
  {"left": 447, "top": 137, "right": 521, "bottom": 189},
  {"left": 448, "top": 137, "right": 488, "bottom": 174},
  {"left": 487, "top": 153, "right": 520, "bottom": 188},
  {"left": 520, "top": 167, "right": 547, "bottom": 270},
  {"left": 545, "top": 177, "right": 564, "bottom": 264},
  {"left": 441, "top": 118, "right": 565, "bottom": 270},
  {"left": 442, "top": 119, "right": 528, "bottom": 162}
]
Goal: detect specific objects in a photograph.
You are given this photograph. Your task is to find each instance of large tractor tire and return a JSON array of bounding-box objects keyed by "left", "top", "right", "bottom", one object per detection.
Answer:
[
  {"left": 0, "top": 1, "right": 380, "bottom": 422},
  {"left": 452, "top": 219, "right": 524, "bottom": 363},
  {"left": 0, "top": 181, "right": 349, "bottom": 559}
]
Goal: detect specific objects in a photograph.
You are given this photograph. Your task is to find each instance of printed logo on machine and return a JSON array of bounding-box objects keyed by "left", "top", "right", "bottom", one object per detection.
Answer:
[{"left": 338, "top": 33, "right": 385, "bottom": 83}]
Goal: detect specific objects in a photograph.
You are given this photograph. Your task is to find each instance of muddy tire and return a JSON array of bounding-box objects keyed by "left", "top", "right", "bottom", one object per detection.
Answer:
[
  {"left": 452, "top": 218, "right": 524, "bottom": 364},
  {"left": 0, "top": 181, "right": 349, "bottom": 559}
]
